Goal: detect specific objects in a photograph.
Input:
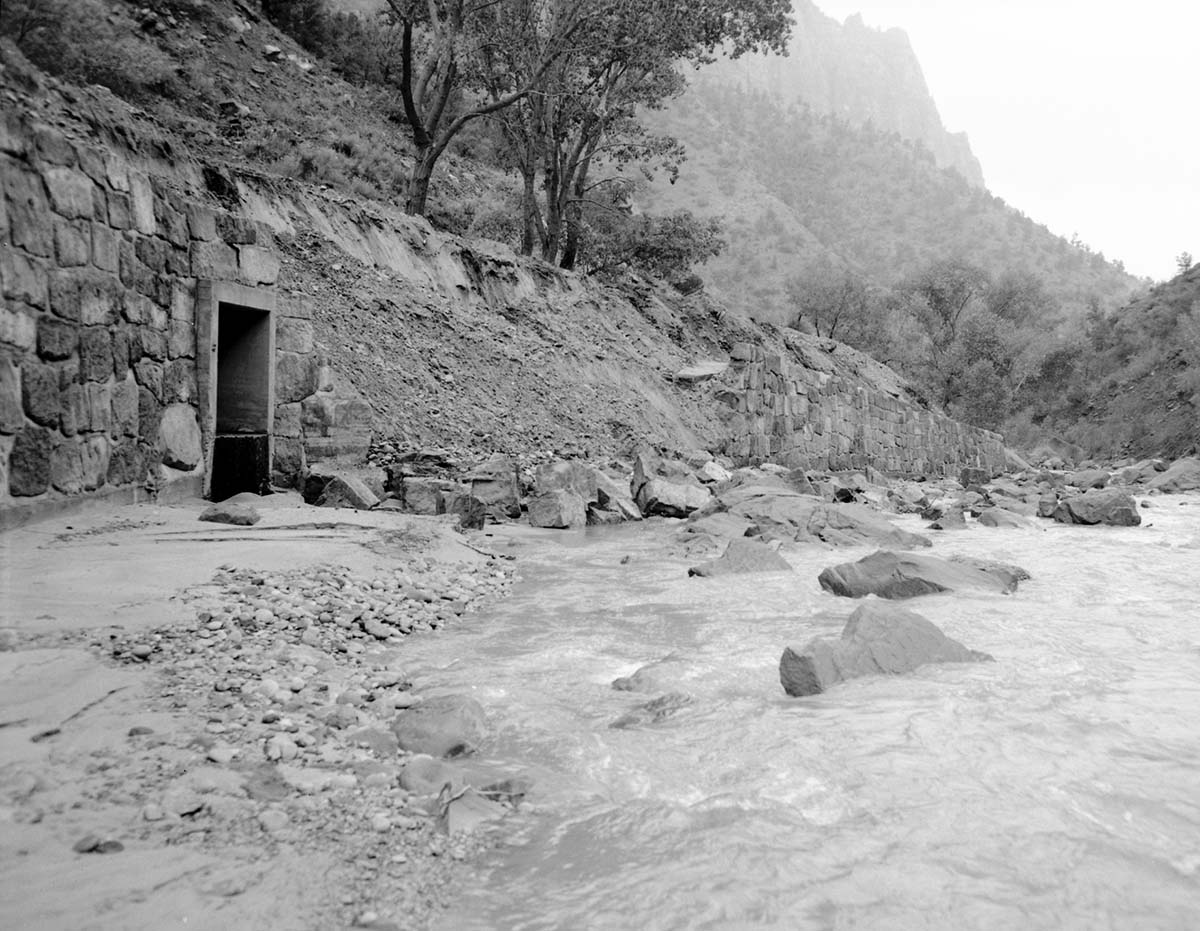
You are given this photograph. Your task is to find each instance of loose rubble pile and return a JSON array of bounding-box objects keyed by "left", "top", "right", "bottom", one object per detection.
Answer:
[
  {"left": 43, "top": 554, "right": 516, "bottom": 928},
  {"left": 348, "top": 443, "right": 1200, "bottom": 544}
]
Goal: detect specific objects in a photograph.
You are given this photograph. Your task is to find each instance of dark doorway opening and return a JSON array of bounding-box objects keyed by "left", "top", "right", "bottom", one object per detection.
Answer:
[{"left": 210, "top": 302, "right": 272, "bottom": 501}]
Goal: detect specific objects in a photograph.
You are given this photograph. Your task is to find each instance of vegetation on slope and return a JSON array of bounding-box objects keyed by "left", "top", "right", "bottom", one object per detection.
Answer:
[{"left": 1011, "top": 264, "right": 1200, "bottom": 459}]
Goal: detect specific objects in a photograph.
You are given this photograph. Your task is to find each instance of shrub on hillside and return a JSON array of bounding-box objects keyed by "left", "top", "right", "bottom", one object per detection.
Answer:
[
  {"left": 1, "top": 0, "right": 181, "bottom": 103},
  {"left": 581, "top": 210, "right": 725, "bottom": 283}
]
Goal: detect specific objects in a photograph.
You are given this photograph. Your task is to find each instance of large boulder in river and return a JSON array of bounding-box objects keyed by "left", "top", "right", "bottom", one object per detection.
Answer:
[
  {"left": 527, "top": 489, "right": 587, "bottom": 529},
  {"left": 1146, "top": 457, "right": 1200, "bottom": 493},
  {"left": 636, "top": 477, "right": 711, "bottom": 518},
  {"left": 818, "top": 549, "right": 1026, "bottom": 599},
  {"left": 688, "top": 538, "right": 793, "bottom": 577},
  {"left": 779, "top": 602, "right": 992, "bottom": 697},
  {"left": 390, "top": 695, "right": 487, "bottom": 758},
  {"left": 1051, "top": 488, "right": 1141, "bottom": 526},
  {"left": 631, "top": 447, "right": 711, "bottom": 517}
]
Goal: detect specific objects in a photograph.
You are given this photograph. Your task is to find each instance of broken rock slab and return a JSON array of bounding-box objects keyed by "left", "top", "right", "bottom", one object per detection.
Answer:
[
  {"left": 315, "top": 474, "right": 380, "bottom": 510},
  {"left": 780, "top": 602, "right": 993, "bottom": 697},
  {"left": 594, "top": 471, "right": 642, "bottom": 521},
  {"left": 818, "top": 549, "right": 1027, "bottom": 600},
  {"left": 674, "top": 360, "right": 729, "bottom": 384},
  {"left": 688, "top": 538, "right": 792, "bottom": 577}
]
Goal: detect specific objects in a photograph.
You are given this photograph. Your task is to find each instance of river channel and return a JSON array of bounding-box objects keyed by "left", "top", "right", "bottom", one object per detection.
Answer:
[{"left": 401, "top": 497, "right": 1200, "bottom": 930}]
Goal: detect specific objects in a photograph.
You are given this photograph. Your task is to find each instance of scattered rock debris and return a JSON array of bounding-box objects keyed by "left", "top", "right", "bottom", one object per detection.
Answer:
[{"left": 8, "top": 551, "right": 517, "bottom": 928}]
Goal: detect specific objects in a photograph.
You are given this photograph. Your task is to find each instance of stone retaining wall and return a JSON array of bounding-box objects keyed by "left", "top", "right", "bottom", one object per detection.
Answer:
[
  {"left": 719, "top": 342, "right": 1006, "bottom": 476},
  {"left": 0, "top": 105, "right": 363, "bottom": 525}
]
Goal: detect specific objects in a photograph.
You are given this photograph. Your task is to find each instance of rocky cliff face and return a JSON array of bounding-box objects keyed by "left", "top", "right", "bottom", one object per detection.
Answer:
[{"left": 710, "top": 0, "right": 984, "bottom": 186}]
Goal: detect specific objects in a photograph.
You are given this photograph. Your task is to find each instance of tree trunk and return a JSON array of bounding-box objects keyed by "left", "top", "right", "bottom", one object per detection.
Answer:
[
  {"left": 541, "top": 201, "right": 562, "bottom": 264},
  {"left": 520, "top": 167, "right": 538, "bottom": 256},
  {"left": 558, "top": 158, "right": 591, "bottom": 271},
  {"left": 559, "top": 201, "right": 581, "bottom": 270},
  {"left": 405, "top": 148, "right": 437, "bottom": 216}
]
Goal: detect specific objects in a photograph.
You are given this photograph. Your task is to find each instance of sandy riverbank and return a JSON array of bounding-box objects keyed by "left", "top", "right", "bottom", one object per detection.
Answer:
[{"left": 0, "top": 493, "right": 518, "bottom": 931}]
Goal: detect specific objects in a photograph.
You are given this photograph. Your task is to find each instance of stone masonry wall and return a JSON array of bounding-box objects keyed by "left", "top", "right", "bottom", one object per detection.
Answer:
[
  {"left": 0, "top": 104, "right": 338, "bottom": 524},
  {"left": 720, "top": 342, "right": 1007, "bottom": 476}
]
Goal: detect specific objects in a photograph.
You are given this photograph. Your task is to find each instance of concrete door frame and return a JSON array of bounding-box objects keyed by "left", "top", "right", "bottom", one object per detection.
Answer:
[{"left": 196, "top": 280, "right": 276, "bottom": 499}]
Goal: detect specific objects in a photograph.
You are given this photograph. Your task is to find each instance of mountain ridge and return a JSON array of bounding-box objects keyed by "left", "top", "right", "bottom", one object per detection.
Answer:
[{"left": 708, "top": 0, "right": 984, "bottom": 186}]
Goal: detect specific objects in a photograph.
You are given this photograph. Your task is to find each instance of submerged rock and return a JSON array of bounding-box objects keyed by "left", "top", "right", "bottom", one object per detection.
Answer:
[
  {"left": 687, "top": 538, "right": 793, "bottom": 577},
  {"left": 927, "top": 506, "right": 967, "bottom": 531},
  {"left": 390, "top": 694, "right": 487, "bottom": 758},
  {"left": 612, "top": 656, "right": 690, "bottom": 693},
  {"left": 439, "top": 786, "right": 507, "bottom": 835},
  {"left": 610, "top": 691, "right": 693, "bottom": 729},
  {"left": 399, "top": 755, "right": 461, "bottom": 796},
  {"left": 977, "top": 508, "right": 1030, "bottom": 529},
  {"left": 818, "top": 549, "right": 1026, "bottom": 599},
  {"left": 780, "top": 602, "right": 992, "bottom": 696}
]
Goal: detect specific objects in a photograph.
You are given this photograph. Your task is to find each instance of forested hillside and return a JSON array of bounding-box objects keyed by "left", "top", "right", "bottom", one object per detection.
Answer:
[
  {"left": 1012, "top": 264, "right": 1200, "bottom": 458},
  {"left": 644, "top": 77, "right": 1141, "bottom": 328}
]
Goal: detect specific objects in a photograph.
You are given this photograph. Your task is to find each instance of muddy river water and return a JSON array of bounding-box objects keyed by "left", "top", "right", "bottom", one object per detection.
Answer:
[{"left": 401, "top": 497, "right": 1200, "bottom": 930}]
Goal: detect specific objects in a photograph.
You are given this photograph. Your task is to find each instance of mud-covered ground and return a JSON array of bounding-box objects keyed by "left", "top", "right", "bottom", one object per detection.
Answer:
[{"left": 0, "top": 493, "right": 519, "bottom": 931}]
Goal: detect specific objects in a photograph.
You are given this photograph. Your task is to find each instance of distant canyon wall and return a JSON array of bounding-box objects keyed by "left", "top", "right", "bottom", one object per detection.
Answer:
[{"left": 710, "top": 0, "right": 984, "bottom": 187}]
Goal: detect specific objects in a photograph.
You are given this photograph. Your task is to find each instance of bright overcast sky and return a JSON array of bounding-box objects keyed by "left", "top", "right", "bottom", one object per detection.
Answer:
[{"left": 814, "top": 0, "right": 1199, "bottom": 281}]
